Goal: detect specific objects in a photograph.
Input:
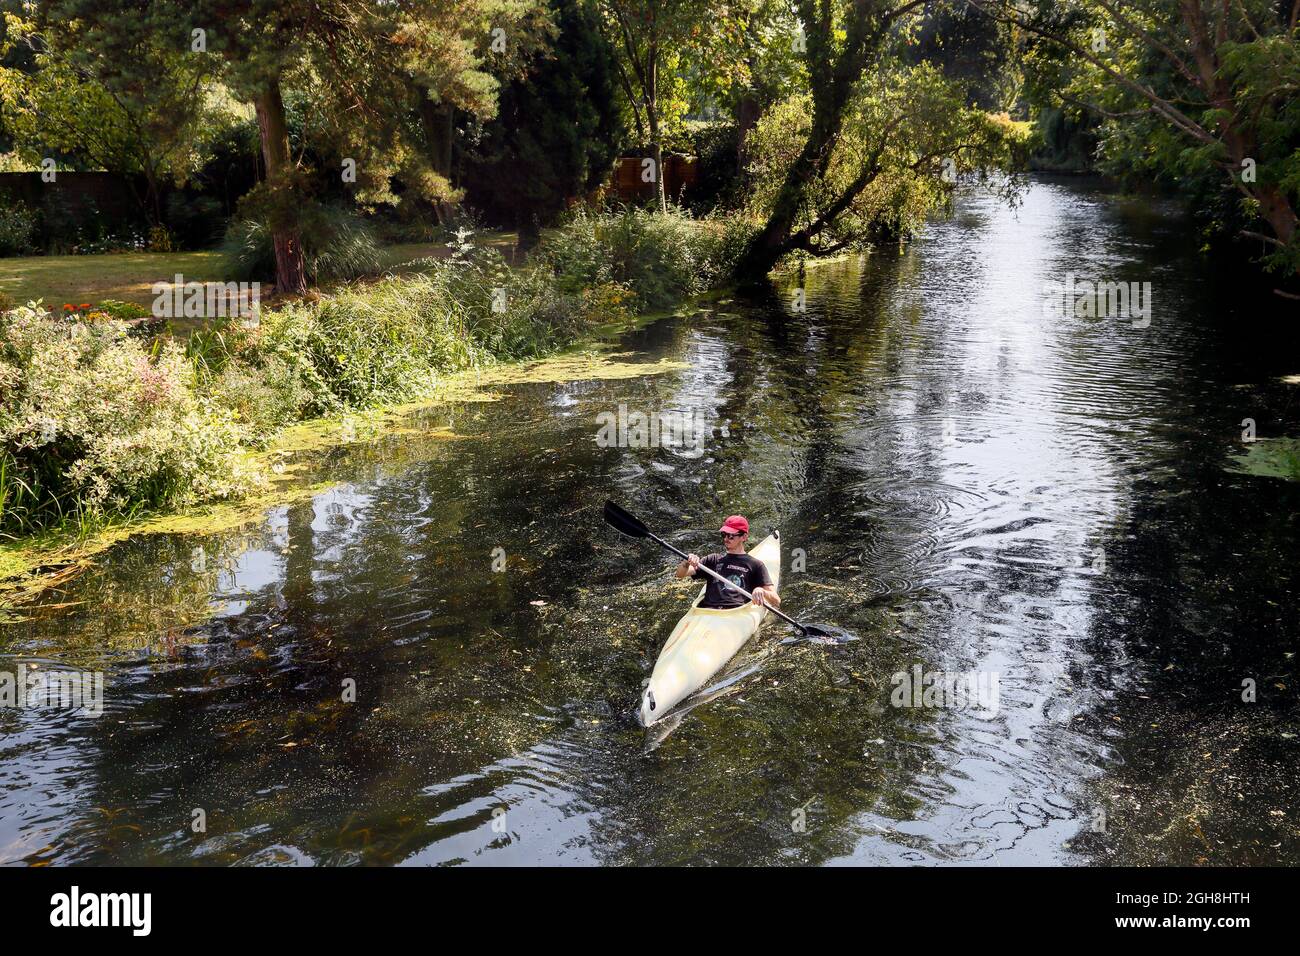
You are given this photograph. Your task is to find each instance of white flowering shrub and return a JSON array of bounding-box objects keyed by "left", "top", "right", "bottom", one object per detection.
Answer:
[
  {"left": 196, "top": 342, "right": 316, "bottom": 445},
  {"left": 0, "top": 305, "right": 255, "bottom": 533}
]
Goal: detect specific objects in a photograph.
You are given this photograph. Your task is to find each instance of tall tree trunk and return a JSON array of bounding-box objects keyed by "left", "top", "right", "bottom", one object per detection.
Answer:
[
  {"left": 649, "top": 137, "right": 666, "bottom": 210},
  {"left": 121, "top": 169, "right": 157, "bottom": 233},
  {"left": 140, "top": 163, "right": 163, "bottom": 230},
  {"left": 647, "top": 44, "right": 666, "bottom": 211},
  {"left": 1174, "top": 0, "right": 1299, "bottom": 253},
  {"left": 735, "top": 3, "right": 868, "bottom": 282},
  {"left": 735, "top": 111, "right": 842, "bottom": 280},
  {"left": 420, "top": 100, "right": 455, "bottom": 181},
  {"left": 735, "top": 91, "right": 762, "bottom": 169},
  {"left": 254, "top": 76, "right": 307, "bottom": 295},
  {"left": 1257, "top": 187, "right": 1298, "bottom": 246},
  {"left": 419, "top": 99, "right": 457, "bottom": 223}
]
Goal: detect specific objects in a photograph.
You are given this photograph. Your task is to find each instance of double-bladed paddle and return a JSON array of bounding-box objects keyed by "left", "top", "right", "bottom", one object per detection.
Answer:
[{"left": 602, "top": 500, "right": 852, "bottom": 642}]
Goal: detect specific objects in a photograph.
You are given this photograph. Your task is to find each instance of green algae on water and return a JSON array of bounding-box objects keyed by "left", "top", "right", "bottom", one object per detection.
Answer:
[
  {"left": 0, "top": 343, "right": 689, "bottom": 613},
  {"left": 1226, "top": 438, "right": 1300, "bottom": 481}
]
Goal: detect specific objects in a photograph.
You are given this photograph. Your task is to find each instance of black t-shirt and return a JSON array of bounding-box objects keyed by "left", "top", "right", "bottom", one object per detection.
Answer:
[{"left": 693, "top": 552, "right": 773, "bottom": 609}]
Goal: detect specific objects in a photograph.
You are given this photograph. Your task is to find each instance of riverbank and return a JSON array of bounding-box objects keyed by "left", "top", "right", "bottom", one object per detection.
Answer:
[{"left": 0, "top": 208, "right": 745, "bottom": 610}]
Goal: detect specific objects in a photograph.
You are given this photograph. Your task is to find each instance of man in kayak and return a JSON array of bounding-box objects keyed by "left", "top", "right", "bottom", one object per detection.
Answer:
[{"left": 676, "top": 515, "right": 781, "bottom": 610}]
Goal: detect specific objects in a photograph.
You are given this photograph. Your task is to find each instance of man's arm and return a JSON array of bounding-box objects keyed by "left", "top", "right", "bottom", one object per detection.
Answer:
[{"left": 750, "top": 563, "right": 780, "bottom": 609}]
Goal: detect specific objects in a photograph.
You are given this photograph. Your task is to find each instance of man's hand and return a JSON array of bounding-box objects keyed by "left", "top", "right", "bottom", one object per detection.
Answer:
[
  {"left": 676, "top": 553, "right": 702, "bottom": 579},
  {"left": 751, "top": 587, "right": 769, "bottom": 607}
]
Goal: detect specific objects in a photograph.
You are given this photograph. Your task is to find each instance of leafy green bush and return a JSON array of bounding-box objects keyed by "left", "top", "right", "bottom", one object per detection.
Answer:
[
  {"left": 236, "top": 244, "right": 628, "bottom": 416},
  {"left": 226, "top": 208, "right": 735, "bottom": 421},
  {"left": 539, "top": 207, "right": 734, "bottom": 309},
  {"left": 202, "top": 350, "right": 313, "bottom": 445},
  {"left": 93, "top": 299, "right": 152, "bottom": 322},
  {"left": 258, "top": 278, "right": 472, "bottom": 413},
  {"left": 689, "top": 123, "right": 744, "bottom": 213},
  {"left": 0, "top": 201, "right": 38, "bottom": 257},
  {"left": 535, "top": 211, "right": 609, "bottom": 293},
  {"left": 0, "top": 305, "right": 253, "bottom": 535},
  {"left": 220, "top": 204, "right": 383, "bottom": 284}
]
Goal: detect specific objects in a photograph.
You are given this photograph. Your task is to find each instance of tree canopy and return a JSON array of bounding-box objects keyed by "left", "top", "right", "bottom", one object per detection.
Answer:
[
  {"left": 0, "top": 6, "right": 224, "bottom": 222},
  {"left": 979, "top": 0, "right": 1300, "bottom": 285},
  {"left": 1, "top": 0, "right": 1293, "bottom": 292},
  {"left": 735, "top": 0, "right": 1028, "bottom": 278}
]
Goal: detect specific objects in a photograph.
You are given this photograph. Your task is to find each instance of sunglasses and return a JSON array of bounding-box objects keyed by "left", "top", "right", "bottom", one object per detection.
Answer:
[{"left": 722, "top": 531, "right": 745, "bottom": 539}]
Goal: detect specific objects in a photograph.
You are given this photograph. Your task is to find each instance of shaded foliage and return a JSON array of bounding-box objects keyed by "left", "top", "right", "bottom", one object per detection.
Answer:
[
  {"left": 219, "top": 204, "right": 384, "bottom": 285},
  {"left": 460, "top": 0, "right": 626, "bottom": 238}
]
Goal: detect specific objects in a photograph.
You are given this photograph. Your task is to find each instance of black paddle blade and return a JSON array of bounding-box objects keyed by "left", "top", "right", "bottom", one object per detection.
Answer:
[
  {"left": 602, "top": 500, "right": 650, "bottom": 539},
  {"left": 796, "top": 623, "right": 858, "bottom": 644}
]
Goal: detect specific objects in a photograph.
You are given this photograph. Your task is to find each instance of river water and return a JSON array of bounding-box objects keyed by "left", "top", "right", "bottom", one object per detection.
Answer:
[{"left": 2, "top": 177, "right": 1297, "bottom": 866}]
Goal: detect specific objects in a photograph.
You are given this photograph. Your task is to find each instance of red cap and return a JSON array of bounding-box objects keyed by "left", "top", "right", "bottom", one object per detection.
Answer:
[{"left": 718, "top": 515, "right": 749, "bottom": 534}]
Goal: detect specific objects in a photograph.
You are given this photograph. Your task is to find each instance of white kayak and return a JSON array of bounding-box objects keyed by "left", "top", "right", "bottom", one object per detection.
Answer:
[{"left": 639, "top": 531, "right": 781, "bottom": 726}]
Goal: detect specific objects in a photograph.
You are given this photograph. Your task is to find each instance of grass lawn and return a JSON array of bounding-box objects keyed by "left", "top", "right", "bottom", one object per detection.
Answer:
[
  {"left": 0, "top": 232, "right": 522, "bottom": 335},
  {"left": 0, "top": 250, "right": 226, "bottom": 311}
]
